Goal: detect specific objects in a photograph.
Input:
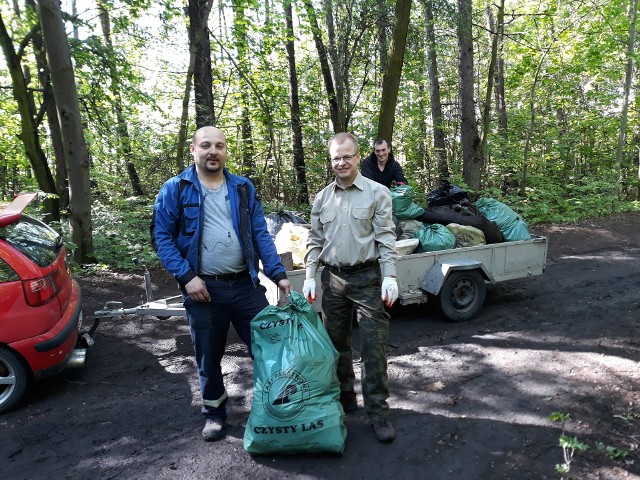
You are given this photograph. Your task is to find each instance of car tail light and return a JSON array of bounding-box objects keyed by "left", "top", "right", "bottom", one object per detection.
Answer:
[{"left": 22, "top": 269, "right": 62, "bottom": 307}]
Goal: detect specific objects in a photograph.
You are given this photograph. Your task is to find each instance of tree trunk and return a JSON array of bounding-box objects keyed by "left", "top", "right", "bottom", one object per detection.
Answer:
[
  {"left": 377, "top": 0, "right": 389, "bottom": 77},
  {"left": 188, "top": 0, "right": 215, "bottom": 128},
  {"left": 303, "top": 0, "right": 339, "bottom": 132},
  {"left": 97, "top": 2, "right": 144, "bottom": 196},
  {"left": 176, "top": 66, "right": 193, "bottom": 173},
  {"left": 377, "top": 0, "right": 412, "bottom": 143},
  {"left": 494, "top": 0, "right": 507, "bottom": 135},
  {"left": 37, "top": 0, "right": 94, "bottom": 263},
  {"left": 423, "top": 0, "right": 448, "bottom": 180},
  {"left": 27, "top": 0, "right": 68, "bottom": 213},
  {"left": 32, "top": 22, "right": 68, "bottom": 212},
  {"left": 479, "top": 4, "right": 499, "bottom": 156},
  {"left": 615, "top": 0, "right": 639, "bottom": 194},
  {"left": 0, "top": 11, "right": 59, "bottom": 219},
  {"left": 284, "top": 0, "right": 309, "bottom": 205},
  {"left": 325, "top": 0, "right": 347, "bottom": 131},
  {"left": 232, "top": 0, "right": 257, "bottom": 182},
  {"left": 457, "top": 0, "right": 483, "bottom": 191}
]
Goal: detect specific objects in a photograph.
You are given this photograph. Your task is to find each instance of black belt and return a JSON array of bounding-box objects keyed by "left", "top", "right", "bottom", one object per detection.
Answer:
[
  {"left": 326, "top": 259, "right": 378, "bottom": 274},
  {"left": 200, "top": 269, "right": 249, "bottom": 281}
]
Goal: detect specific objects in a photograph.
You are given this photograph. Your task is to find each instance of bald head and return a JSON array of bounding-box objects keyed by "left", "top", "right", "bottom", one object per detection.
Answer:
[
  {"left": 193, "top": 126, "right": 225, "bottom": 145},
  {"left": 190, "top": 126, "right": 228, "bottom": 178}
]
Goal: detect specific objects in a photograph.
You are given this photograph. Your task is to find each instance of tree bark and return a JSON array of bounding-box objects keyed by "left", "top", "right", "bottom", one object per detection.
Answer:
[
  {"left": 27, "top": 1, "right": 68, "bottom": 212},
  {"left": 176, "top": 66, "right": 193, "bottom": 173},
  {"left": 615, "top": 0, "right": 639, "bottom": 194},
  {"left": 457, "top": 0, "right": 483, "bottom": 191},
  {"left": 479, "top": 4, "right": 499, "bottom": 156},
  {"left": 325, "top": 0, "right": 346, "bottom": 131},
  {"left": 377, "top": 0, "right": 389, "bottom": 76},
  {"left": 97, "top": 2, "right": 144, "bottom": 196},
  {"left": 37, "top": 0, "right": 94, "bottom": 263},
  {"left": 284, "top": 0, "right": 309, "bottom": 205},
  {"left": 377, "top": 0, "right": 412, "bottom": 143},
  {"left": 232, "top": 0, "right": 257, "bottom": 182},
  {"left": 493, "top": 0, "right": 507, "bottom": 135},
  {"left": 0, "top": 11, "right": 59, "bottom": 219},
  {"left": 423, "top": 0, "right": 448, "bottom": 179},
  {"left": 188, "top": 0, "right": 215, "bottom": 128},
  {"left": 303, "top": 0, "right": 339, "bottom": 132}
]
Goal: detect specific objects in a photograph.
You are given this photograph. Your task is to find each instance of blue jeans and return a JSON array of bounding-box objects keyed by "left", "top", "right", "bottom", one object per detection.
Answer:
[{"left": 183, "top": 276, "right": 269, "bottom": 421}]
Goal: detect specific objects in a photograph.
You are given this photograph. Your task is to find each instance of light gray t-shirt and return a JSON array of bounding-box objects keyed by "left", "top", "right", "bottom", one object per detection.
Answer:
[{"left": 199, "top": 180, "right": 246, "bottom": 275}]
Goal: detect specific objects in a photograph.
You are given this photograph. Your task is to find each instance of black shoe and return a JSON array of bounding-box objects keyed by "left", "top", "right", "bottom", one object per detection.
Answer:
[
  {"left": 339, "top": 391, "right": 358, "bottom": 413},
  {"left": 371, "top": 417, "right": 395, "bottom": 443}
]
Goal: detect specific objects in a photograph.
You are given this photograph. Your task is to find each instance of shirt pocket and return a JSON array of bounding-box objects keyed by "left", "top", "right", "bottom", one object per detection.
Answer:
[
  {"left": 182, "top": 205, "right": 199, "bottom": 237},
  {"left": 351, "top": 207, "right": 375, "bottom": 237},
  {"left": 320, "top": 209, "right": 337, "bottom": 224}
]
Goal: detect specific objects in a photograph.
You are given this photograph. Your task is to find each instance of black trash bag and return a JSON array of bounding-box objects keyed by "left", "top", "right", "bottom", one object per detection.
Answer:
[
  {"left": 265, "top": 210, "right": 308, "bottom": 239},
  {"left": 393, "top": 214, "right": 403, "bottom": 240},
  {"left": 427, "top": 180, "right": 468, "bottom": 207},
  {"left": 420, "top": 202, "right": 505, "bottom": 244}
]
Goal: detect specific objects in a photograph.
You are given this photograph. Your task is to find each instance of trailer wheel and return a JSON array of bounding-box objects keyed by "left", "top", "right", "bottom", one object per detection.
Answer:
[{"left": 438, "top": 270, "right": 486, "bottom": 322}]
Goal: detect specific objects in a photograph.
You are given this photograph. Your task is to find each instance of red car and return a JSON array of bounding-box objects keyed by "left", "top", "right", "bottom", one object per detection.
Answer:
[{"left": 0, "top": 193, "right": 84, "bottom": 413}]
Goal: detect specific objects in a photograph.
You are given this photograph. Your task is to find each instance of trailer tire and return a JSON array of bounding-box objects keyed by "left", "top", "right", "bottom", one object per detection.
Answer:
[{"left": 438, "top": 270, "right": 486, "bottom": 322}]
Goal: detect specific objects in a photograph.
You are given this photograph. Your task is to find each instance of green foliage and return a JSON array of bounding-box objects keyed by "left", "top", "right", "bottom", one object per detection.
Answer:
[
  {"left": 549, "top": 411, "right": 571, "bottom": 424},
  {"left": 477, "top": 175, "right": 640, "bottom": 225},
  {"left": 549, "top": 411, "right": 588, "bottom": 475},
  {"left": 4, "top": 0, "right": 640, "bottom": 268},
  {"left": 90, "top": 196, "right": 159, "bottom": 271},
  {"left": 614, "top": 411, "right": 639, "bottom": 425},
  {"left": 595, "top": 442, "right": 629, "bottom": 460},
  {"left": 559, "top": 434, "right": 589, "bottom": 452}
]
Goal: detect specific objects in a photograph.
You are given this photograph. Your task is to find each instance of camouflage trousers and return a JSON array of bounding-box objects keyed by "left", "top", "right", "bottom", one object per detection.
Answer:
[{"left": 320, "top": 262, "right": 390, "bottom": 419}]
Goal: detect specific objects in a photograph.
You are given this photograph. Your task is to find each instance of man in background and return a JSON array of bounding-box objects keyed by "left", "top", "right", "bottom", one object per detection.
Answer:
[{"left": 361, "top": 139, "right": 408, "bottom": 189}]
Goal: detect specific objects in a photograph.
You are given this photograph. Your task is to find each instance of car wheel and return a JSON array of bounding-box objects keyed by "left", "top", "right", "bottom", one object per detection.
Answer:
[
  {"left": 438, "top": 270, "right": 486, "bottom": 322},
  {"left": 0, "top": 348, "right": 29, "bottom": 414}
]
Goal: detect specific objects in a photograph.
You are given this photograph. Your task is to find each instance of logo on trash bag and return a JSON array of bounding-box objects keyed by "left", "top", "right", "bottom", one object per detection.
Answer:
[{"left": 263, "top": 369, "right": 310, "bottom": 421}]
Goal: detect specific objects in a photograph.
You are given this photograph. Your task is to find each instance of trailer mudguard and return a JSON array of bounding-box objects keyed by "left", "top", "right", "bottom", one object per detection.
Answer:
[{"left": 421, "top": 259, "right": 494, "bottom": 296}]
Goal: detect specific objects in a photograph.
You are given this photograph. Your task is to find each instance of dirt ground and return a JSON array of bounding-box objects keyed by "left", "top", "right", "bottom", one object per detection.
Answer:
[{"left": 2, "top": 213, "right": 639, "bottom": 480}]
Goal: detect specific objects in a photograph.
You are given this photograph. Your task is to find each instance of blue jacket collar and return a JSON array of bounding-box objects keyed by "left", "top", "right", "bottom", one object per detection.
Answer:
[{"left": 178, "top": 165, "right": 246, "bottom": 187}]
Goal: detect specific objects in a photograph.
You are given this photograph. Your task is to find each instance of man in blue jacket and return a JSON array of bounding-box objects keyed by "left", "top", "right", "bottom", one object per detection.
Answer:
[
  {"left": 153, "top": 126, "right": 291, "bottom": 441},
  {"left": 361, "top": 139, "right": 408, "bottom": 189}
]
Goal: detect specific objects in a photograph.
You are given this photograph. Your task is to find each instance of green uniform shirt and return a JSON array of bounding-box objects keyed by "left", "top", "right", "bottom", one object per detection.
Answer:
[{"left": 305, "top": 172, "right": 398, "bottom": 279}]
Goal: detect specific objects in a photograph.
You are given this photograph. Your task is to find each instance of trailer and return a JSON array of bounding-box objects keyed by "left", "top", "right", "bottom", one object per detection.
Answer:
[
  {"left": 94, "top": 236, "right": 547, "bottom": 323},
  {"left": 260, "top": 235, "right": 548, "bottom": 322}
]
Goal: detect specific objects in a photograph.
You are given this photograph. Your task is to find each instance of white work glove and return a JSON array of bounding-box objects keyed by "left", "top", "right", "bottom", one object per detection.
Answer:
[
  {"left": 302, "top": 278, "right": 317, "bottom": 304},
  {"left": 381, "top": 277, "right": 398, "bottom": 307}
]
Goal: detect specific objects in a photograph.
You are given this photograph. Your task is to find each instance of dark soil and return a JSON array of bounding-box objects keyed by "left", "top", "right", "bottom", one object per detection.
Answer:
[{"left": 2, "top": 213, "right": 639, "bottom": 480}]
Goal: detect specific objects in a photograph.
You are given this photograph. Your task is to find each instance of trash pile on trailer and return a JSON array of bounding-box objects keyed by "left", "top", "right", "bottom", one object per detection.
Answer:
[{"left": 269, "top": 180, "right": 533, "bottom": 266}]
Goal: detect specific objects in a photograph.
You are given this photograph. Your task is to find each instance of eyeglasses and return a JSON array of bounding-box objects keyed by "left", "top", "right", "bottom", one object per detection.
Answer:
[{"left": 330, "top": 154, "right": 358, "bottom": 164}]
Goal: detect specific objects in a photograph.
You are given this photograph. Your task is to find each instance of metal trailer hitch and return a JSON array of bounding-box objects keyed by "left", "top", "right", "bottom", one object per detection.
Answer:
[{"left": 89, "top": 258, "right": 186, "bottom": 334}]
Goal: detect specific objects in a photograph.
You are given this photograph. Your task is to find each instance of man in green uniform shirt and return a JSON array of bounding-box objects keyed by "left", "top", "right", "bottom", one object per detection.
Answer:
[{"left": 303, "top": 132, "right": 399, "bottom": 443}]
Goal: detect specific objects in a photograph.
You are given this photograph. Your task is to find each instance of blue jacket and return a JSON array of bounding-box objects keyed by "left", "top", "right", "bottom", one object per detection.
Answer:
[{"left": 153, "top": 165, "right": 287, "bottom": 288}]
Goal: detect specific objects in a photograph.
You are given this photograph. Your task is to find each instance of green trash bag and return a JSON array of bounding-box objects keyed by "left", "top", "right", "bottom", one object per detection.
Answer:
[
  {"left": 475, "top": 198, "right": 531, "bottom": 242},
  {"left": 414, "top": 223, "right": 457, "bottom": 252},
  {"left": 391, "top": 185, "right": 426, "bottom": 220},
  {"left": 445, "top": 223, "right": 486, "bottom": 248},
  {"left": 243, "top": 291, "right": 346, "bottom": 454}
]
